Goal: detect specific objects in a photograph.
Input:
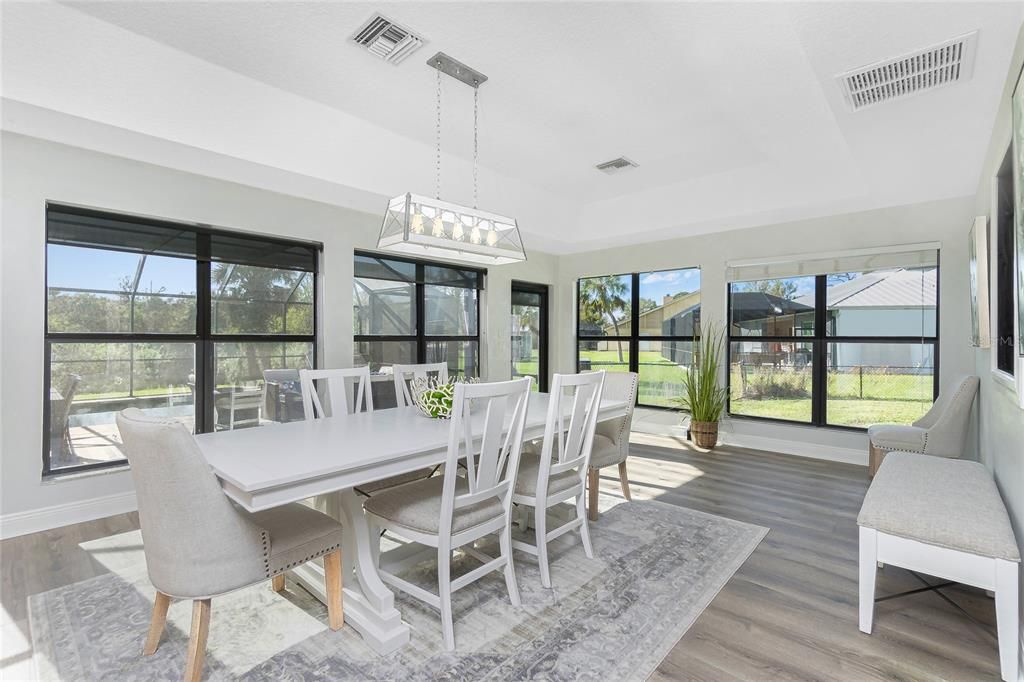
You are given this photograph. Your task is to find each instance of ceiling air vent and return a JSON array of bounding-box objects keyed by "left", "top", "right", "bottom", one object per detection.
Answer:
[
  {"left": 836, "top": 31, "right": 978, "bottom": 112},
  {"left": 595, "top": 157, "right": 639, "bottom": 175},
  {"left": 350, "top": 14, "right": 423, "bottom": 65}
]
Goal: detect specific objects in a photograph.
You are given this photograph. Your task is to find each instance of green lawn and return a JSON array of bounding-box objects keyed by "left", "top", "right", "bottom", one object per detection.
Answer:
[
  {"left": 730, "top": 397, "right": 929, "bottom": 427},
  {"left": 578, "top": 349, "right": 687, "bottom": 408},
  {"left": 575, "top": 349, "right": 932, "bottom": 425}
]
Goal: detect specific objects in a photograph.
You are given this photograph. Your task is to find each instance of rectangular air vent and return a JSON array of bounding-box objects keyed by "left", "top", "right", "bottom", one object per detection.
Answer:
[
  {"left": 595, "top": 157, "right": 639, "bottom": 174},
  {"left": 836, "top": 31, "right": 978, "bottom": 112},
  {"left": 350, "top": 14, "right": 423, "bottom": 65}
]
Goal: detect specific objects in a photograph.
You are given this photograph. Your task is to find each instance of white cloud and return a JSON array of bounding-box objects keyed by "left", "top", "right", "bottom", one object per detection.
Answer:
[{"left": 641, "top": 271, "right": 682, "bottom": 285}]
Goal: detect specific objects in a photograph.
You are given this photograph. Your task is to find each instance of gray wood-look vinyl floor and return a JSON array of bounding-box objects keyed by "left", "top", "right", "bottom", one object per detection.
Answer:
[{"left": 0, "top": 435, "right": 1004, "bottom": 680}]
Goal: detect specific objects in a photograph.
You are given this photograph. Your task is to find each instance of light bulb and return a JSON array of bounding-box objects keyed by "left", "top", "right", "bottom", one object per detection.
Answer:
[
  {"left": 410, "top": 209, "right": 424, "bottom": 234},
  {"left": 486, "top": 228, "right": 498, "bottom": 246},
  {"left": 431, "top": 215, "right": 445, "bottom": 238},
  {"left": 452, "top": 221, "right": 464, "bottom": 241},
  {"left": 469, "top": 224, "right": 482, "bottom": 244}
]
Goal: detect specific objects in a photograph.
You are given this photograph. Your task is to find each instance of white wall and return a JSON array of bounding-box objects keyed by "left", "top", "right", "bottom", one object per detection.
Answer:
[
  {"left": 972, "top": 21, "right": 1024, "bottom": 665},
  {"left": 553, "top": 196, "right": 977, "bottom": 463},
  {"left": 0, "top": 132, "right": 558, "bottom": 534}
]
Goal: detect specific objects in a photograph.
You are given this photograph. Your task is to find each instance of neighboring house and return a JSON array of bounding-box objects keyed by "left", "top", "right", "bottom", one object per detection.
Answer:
[
  {"left": 797, "top": 267, "right": 936, "bottom": 371},
  {"left": 593, "top": 291, "right": 701, "bottom": 361}
]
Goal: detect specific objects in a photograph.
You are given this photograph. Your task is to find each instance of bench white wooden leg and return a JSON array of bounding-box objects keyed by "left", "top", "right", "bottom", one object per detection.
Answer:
[
  {"left": 994, "top": 559, "right": 1019, "bottom": 682},
  {"left": 858, "top": 526, "right": 877, "bottom": 634}
]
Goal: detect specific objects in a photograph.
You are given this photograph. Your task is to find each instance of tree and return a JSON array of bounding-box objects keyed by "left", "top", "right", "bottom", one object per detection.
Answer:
[
  {"left": 754, "top": 279, "right": 798, "bottom": 300},
  {"left": 212, "top": 264, "right": 311, "bottom": 383},
  {"left": 640, "top": 297, "right": 658, "bottom": 313},
  {"left": 579, "top": 276, "right": 629, "bottom": 363}
]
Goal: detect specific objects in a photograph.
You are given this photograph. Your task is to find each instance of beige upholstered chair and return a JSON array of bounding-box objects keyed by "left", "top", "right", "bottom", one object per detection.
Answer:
[
  {"left": 512, "top": 371, "right": 605, "bottom": 588},
  {"left": 116, "top": 409, "right": 345, "bottom": 681},
  {"left": 364, "top": 377, "right": 532, "bottom": 650},
  {"left": 867, "top": 375, "right": 980, "bottom": 476},
  {"left": 586, "top": 371, "right": 638, "bottom": 521}
]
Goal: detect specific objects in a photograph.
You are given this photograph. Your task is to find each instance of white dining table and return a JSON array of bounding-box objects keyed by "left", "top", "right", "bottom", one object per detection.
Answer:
[{"left": 193, "top": 391, "right": 628, "bottom": 655}]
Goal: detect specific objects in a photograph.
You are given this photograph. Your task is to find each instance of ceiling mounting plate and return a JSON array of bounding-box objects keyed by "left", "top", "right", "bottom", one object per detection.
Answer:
[{"left": 427, "top": 52, "right": 488, "bottom": 88}]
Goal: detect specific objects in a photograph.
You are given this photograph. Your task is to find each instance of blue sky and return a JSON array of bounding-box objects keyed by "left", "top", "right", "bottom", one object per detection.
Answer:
[
  {"left": 48, "top": 245, "right": 196, "bottom": 294},
  {"left": 639, "top": 268, "right": 701, "bottom": 304}
]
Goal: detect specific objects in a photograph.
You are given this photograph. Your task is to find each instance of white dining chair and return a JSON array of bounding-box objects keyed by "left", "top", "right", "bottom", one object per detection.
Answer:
[
  {"left": 299, "top": 367, "right": 374, "bottom": 420},
  {"left": 299, "top": 367, "right": 432, "bottom": 494},
  {"left": 363, "top": 377, "right": 533, "bottom": 650},
  {"left": 392, "top": 362, "right": 449, "bottom": 407},
  {"left": 115, "top": 409, "right": 344, "bottom": 682},
  {"left": 512, "top": 370, "right": 605, "bottom": 588}
]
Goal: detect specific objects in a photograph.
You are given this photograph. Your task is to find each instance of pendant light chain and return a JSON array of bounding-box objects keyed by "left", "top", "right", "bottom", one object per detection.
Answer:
[
  {"left": 473, "top": 82, "right": 480, "bottom": 210},
  {"left": 435, "top": 64, "right": 442, "bottom": 200}
]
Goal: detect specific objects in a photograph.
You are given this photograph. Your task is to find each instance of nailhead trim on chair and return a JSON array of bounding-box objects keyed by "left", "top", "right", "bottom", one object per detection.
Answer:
[
  {"left": 261, "top": 530, "right": 271, "bottom": 578},
  {"left": 873, "top": 380, "right": 976, "bottom": 457},
  {"left": 270, "top": 543, "right": 343, "bottom": 575},
  {"left": 616, "top": 374, "right": 638, "bottom": 445},
  {"left": 590, "top": 373, "right": 639, "bottom": 472}
]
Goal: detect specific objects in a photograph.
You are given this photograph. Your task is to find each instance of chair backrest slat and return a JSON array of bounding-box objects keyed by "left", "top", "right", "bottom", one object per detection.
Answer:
[
  {"left": 392, "top": 362, "right": 449, "bottom": 407},
  {"left": 438, "top": 377, "right": 532, "bottom": 536},
  {"left": 299, "top": 367, "right": 374, "bottom": 420},
  {"left": 533, "top": 371, "right": 606, "bottom": 498}
]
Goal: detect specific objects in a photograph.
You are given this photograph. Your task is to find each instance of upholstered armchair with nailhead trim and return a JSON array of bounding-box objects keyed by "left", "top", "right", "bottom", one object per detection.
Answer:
[
  {"left": 586, "top": 371, "right": 639, "bottom": 521},
  {"left": 116, "top": 408, "right": 345, "bottom": 682},
  {"left": 866, "top": 375, "right": 979, "bottom": 477}
]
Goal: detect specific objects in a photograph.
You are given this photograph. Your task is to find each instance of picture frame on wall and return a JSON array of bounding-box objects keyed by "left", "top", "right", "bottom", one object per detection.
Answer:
[
  {"left": 1012, "top": 63, "right": 1024, "bottom": 355},
  {"left": 969, "top": 216, "right": 990, "bottom": 348}
]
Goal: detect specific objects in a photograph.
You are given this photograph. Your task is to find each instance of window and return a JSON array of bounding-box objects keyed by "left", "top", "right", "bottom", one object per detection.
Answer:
[
  {"left": 511, "top": 282, "right": 548, "bottom": 392},
  {"left": 577, "top": 268, "right": 701, "bottom": 408},
  {"left": 353, "top": 252, "right": 483, "bottom": 404},
  {"left": 44, "top": 205, "right": 319, "bottom": 475},
  {"left": 995, "top": 146, "right": 1016, "bottom": 376},
  {"left": 727, "top": 253, "right": 938, "bottom": 429}
]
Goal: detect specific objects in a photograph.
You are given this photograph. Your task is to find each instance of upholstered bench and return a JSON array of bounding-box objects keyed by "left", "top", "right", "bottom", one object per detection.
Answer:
[{"left": 857, "top": 451, "right": 1020, "bottom": 681}]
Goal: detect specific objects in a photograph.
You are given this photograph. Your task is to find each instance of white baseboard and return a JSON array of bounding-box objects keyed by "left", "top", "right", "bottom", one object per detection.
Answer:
[
  {"left": 0, "top": 491, "right": 137, "bottom": 540},
  {"left": 630, "top": 417, "right": 867, "bottom": 466}
]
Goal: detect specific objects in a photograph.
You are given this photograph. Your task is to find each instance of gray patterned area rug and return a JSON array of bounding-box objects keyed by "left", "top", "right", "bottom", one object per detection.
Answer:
[{"left": 30, "top": 500, "right": 766, "bottom": 681}]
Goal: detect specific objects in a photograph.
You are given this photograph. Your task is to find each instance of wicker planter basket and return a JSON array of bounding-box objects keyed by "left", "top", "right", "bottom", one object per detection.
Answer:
[{"left": 690, "top": 420, "right": 720, "bottom": 449}]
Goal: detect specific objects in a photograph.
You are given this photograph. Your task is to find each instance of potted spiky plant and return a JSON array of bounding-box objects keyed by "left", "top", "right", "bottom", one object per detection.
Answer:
[{"left": 680, "top": 322, "right": 728, "bottom": 450}]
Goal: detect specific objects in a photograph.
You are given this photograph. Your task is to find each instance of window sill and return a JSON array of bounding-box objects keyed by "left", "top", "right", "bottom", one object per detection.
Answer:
[
  {"left": 991, "top": 368, "right": 1016, "bottom": 394},
  {"left": 42, "top": 462, "right": 130, "bottom": 484},
  {"left": 725, "top": 413, "right": 868, "bottom": 433}
]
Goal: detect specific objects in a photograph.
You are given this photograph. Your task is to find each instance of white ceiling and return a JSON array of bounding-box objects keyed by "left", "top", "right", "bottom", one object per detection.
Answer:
[{"left": 3, "top": 1, "right": 1023, "bottom": 253}]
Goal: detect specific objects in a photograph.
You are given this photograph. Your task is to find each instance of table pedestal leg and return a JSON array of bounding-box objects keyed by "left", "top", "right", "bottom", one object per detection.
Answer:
[{"left": 292, "top": 490, "right": 409, "bottom": 654}]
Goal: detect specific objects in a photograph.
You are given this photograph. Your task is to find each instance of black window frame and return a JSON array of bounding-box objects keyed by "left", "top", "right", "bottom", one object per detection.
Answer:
[
  {"left": 511, "top": 280, "right": 549, "bottom": 392},
  {"left": 725, "top": 263, "right": 940, "bottom": 432},
  {"left": 995, "top": 144, "right": 1017, "bottom": 376},
  {"left": 576, "top": 268, "right": 701, "bottom": 410},
  {"left": 353, "top": 250, "right": 484, "bottom": 376},
  {"left": 43, "top": 203, "right": 320, "bottom": 477}
]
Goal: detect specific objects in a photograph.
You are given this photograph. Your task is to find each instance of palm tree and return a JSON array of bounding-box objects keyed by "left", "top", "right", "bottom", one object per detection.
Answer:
[{"left": 580, "top": 276, "right": 629, "bottom": 364}]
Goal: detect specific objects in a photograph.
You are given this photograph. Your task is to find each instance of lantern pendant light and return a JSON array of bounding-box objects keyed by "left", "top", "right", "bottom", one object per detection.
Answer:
[{"left": 376, "top": 52, "right": 526, "bottom": 265}]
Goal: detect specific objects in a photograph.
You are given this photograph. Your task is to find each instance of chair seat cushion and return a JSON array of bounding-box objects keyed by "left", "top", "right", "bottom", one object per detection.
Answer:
[
  {"left": 857, "top": 452, "right": 1021, "bottom": 562},
  {"left": 867, "top": 424, "right": 926, "bottom": 453},
  {"left": 514, "top": 452, "right": 582, "bottom": 497},
  {"left": 363, "top": 476, "right": 504, "bottom": 536},
  {"left": 252, "top": 503, "right": 345, "bottom": 576},
  {"left": 587, "top": 434, "right": 623, "bottom": 469},
  {"left": 357, "top": 467, "right": 436, "bottom": 494}
]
